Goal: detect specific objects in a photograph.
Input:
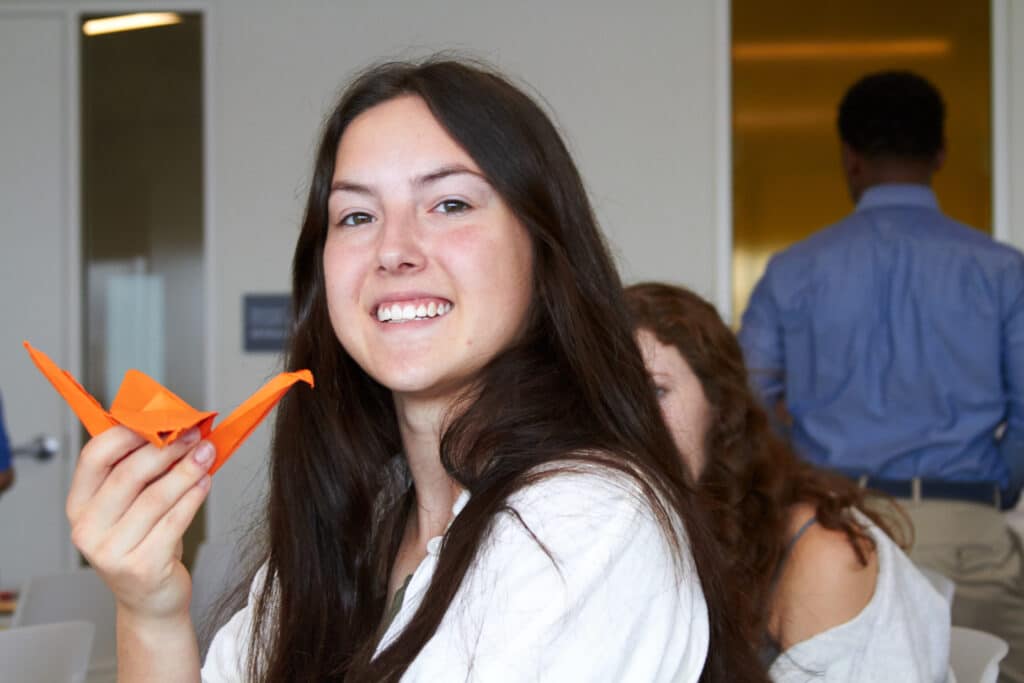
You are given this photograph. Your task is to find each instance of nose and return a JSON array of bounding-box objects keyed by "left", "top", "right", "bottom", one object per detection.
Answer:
[{"left": 376, "top": 210, "right": 425, "bottom": 275}]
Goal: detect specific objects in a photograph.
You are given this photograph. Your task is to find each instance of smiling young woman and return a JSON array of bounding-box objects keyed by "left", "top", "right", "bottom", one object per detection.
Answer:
[{"left": 65, "top": 59, "right": 768, "bottom": 683}]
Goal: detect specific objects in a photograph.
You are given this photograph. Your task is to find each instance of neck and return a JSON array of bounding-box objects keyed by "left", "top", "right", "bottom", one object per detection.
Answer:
[
  {"left": 851, "top": 159, "right": 935, "bottom": 202},
  {"left": 393, "top": 393, "right": 462, "bottom": 543}
]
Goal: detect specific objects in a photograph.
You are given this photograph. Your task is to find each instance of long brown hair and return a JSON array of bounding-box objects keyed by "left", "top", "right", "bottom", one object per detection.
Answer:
[
  {"left": 625, "top": 282, "right": 905, "bottom": 645},
  {"left": 241, "top": 60, "right": 768, "bottom": 681}
]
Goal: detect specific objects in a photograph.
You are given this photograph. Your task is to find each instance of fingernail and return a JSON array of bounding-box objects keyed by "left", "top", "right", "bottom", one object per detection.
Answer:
[
  {"left": 181, "top": 428, "right": 201, "bottom": 446},
  {"left": 193, "top": 442, "right": 215, "bottom": 467},
  {"left": 196, "top": 474, "right": 211, "bottom": 491}
]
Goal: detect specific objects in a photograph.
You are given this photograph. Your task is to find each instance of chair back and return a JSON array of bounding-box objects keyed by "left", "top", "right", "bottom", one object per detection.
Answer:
[
  {"left": 0, "top": 620, "right": 94, "bottom": 683},
  {"left": 11, "top": 568, "right": 117, "bottom": 677},
  {"left": 949, "top": 626, "right": 1009, "bottom": 683}
]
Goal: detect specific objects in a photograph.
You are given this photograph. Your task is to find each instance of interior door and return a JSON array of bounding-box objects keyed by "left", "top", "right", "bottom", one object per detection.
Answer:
[{"left": 0, "top": 9, "right": 76, "bottom": 587}]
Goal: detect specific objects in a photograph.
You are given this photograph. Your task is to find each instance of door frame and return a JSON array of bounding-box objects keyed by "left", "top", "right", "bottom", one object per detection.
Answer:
[{"left": 0, "top": 1, "right": 214, "bottom": 571}]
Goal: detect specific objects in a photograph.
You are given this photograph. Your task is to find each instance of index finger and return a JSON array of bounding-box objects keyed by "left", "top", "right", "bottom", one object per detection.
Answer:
[{"left": 67, "top": 426, "right": 147, "bottom": 521}]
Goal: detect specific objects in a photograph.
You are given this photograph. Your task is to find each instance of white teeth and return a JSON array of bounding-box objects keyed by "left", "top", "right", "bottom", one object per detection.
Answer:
[{"left": 378, "top": 301, "right": 452, "bottom": 322}]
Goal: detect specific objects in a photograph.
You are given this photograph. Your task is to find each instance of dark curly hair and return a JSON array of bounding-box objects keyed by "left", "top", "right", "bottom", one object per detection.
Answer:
[
  {"left": 625, "top": 282, "right": 907, "bottom": 645},
  {"left": 838, "top": 70, "right": 945, "bottom": 160}
]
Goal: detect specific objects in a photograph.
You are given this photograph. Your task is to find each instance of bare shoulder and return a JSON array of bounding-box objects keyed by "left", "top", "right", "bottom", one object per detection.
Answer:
[{"left": 770, "top": 504, "right": 879, "bottom": 651}]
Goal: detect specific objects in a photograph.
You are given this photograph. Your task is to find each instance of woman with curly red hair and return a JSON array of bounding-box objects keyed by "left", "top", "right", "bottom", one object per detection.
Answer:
[{"left": 625, "top": 281, "right": 950, "bottom": 681}]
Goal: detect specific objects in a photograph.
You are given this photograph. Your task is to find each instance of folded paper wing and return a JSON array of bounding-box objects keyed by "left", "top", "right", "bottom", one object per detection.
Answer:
[{"left": 24, "top": 342, "right": 313, "bottom": 475}]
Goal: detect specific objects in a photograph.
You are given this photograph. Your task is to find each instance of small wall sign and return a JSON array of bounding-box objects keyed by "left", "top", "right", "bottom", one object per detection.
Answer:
[{"left": 243, "top": 294, "right": 291, "bottom": 352}]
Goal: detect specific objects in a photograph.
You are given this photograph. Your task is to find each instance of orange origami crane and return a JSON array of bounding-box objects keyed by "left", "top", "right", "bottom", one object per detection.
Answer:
[{"left": 24, "top": 342, "right": 313, "bottom": 475}]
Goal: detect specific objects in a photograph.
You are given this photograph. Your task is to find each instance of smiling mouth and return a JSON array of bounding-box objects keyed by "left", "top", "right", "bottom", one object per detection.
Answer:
[{"left": 375, "top": 299, "right": 453, "bottom": 323}]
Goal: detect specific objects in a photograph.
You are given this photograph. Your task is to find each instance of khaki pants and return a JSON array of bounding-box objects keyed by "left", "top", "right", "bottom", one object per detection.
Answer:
[{"left": 899, "top": 499, "right": 1024, "bottom": 683}]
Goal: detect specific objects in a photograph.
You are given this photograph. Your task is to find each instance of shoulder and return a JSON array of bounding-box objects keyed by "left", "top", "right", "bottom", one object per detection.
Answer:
[
  {"left": 506, "top": 463, "right": 650, "bottom": 518},
  {"left": 467, "top": 462, "right": 705, "bottom": 609},
  {"left": 491, "top": 464, "right": 678, "bottom": 567},
  {"left": 771, "top": 216, "right": 857, "bottom": 268},
  {"left": 750, "top": 219, "right": 854, "bottom": 306},
  {"left": 423, "top": 464, "right": 709, "bottom": 681},
  {"left": 771, "top": 505, "right": 878, "bottom": 650}
]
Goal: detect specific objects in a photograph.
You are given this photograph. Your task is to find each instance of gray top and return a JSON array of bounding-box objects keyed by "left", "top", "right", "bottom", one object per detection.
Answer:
[{"left": 767, "top": 511, "right": 952, "bottom": 682}]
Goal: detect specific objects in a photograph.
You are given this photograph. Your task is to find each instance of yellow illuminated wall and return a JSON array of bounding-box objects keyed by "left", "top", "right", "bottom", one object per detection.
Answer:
[{"left": 732, "top": 0, "right": 991, "bottom": 323}]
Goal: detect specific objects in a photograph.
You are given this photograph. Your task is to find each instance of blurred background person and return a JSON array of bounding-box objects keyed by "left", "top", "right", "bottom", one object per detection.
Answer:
[
  {"left": 0, "top": 392, "right": 13, "bottom": 496},
  {"left": 627, "top": 282, "right": 949, "bottom": 681},
  {"left": 738, "top": 70, "right": 1024, "bottom": 680}
]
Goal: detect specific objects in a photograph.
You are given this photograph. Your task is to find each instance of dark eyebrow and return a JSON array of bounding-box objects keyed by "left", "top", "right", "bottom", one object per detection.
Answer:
[
  {"left": 414, "top": 164, "right": 487, "bottom": 188},
  {"left": 329, "top": 165, "right": 486, "bottom": 197},
  {"left": 329, "top": 180, "right": 373, "bottom": 196}
]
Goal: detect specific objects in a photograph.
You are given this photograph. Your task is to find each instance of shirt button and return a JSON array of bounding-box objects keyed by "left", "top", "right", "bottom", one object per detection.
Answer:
[{"left": 426, "top": 537, "right": 442, "bottom": 555}]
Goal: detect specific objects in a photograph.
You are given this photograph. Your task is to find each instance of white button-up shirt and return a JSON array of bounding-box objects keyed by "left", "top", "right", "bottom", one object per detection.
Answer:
[{"left": 202, "top": 468, "right": 710, "bottom": 681}]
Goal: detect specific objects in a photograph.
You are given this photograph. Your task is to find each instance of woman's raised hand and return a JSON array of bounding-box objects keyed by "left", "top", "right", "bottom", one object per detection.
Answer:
[{"left": 66, "top": 425, "right": 214, "bottom": 622}]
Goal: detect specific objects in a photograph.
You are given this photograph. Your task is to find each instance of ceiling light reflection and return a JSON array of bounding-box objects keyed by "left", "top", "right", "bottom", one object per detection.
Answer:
[{"left": 82, "top": 13, "right": 182, "bottom": 36}]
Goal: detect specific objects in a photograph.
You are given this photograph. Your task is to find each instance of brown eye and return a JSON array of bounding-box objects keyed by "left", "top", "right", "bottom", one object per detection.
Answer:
[
  {"left": 435, "top": 199, "right": 470, "bottom": 214},
  {"left": 339, "top": 212, "right": 375, "bottom": 227}
]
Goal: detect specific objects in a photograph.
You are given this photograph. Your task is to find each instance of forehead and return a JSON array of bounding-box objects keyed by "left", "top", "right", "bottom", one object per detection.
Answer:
[
  {"left": 636, "top": 329, "right": 691, "bottom": 375},
  {"left": 334, "top": 95, "right": 480, "bottom": 176}
]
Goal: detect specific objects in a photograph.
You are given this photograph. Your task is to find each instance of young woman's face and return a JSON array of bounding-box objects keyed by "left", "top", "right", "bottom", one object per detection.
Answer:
[
  {"left": 635, "top": 328, "right": 711, "bottom": 479},
  {"left": 323, "top": 95, "right": 534, "bottom": 402}
]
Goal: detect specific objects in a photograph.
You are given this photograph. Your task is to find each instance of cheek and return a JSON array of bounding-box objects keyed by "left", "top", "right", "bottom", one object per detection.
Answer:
[
  {"left": 322, "top": 239, "right": 363, "bottom": 326},
  {"left": 446, "top": 225, "right": 533, "bottom": 316}
]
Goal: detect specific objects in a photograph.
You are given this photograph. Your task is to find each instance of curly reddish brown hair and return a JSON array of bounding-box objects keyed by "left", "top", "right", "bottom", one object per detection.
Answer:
[{"left": 625, "top": 281, "right": 905, "bottom": 644}]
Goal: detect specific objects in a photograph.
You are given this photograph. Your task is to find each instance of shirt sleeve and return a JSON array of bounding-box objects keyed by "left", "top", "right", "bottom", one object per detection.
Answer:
[
  {"left": 402, "top": 470, "right": 710, "bottom": 682},
  {"left": 738, "top": 259, "right": 786, "bottom": 408},
  {"left": 999, "top": 259, "right": 1024, "bottom": 503}
]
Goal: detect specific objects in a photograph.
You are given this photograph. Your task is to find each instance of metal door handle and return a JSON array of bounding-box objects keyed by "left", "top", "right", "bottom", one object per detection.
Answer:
[{"left": 11, "top": 435, "right": 59, "bottom": 461}]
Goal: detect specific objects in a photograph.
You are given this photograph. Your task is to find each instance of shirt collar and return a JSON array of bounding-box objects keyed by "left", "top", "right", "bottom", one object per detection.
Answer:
[
  {"left": 425, "top": 488, "right": 470, "bottom": 556},
  {"left": 855, "top": 183, "right": 939, "bottom": 213}
]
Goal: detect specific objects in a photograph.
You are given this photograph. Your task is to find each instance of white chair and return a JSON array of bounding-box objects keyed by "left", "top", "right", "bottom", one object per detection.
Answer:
[
  {"left": 0, "top": 620, "right": 94, "bottom": 683},
  {"left": 919, "top": 566, "right": 956, "bottom": 606},
  {"left": 11, "top": 568, "right": 116, "bottom": 680},
  {"left": 949, "top": 626, "right": 1009, "bottom": 683}
]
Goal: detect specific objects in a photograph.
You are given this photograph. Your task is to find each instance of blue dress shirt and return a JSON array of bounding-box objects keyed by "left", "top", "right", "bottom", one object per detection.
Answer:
[{"left": 739, "top": 184, "right": 1024, "bottom": 506}]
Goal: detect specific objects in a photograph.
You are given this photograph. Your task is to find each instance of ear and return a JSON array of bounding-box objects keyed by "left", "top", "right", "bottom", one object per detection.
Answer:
[{"left": 931, "top": 146, "right": 946, "bottom": 174}]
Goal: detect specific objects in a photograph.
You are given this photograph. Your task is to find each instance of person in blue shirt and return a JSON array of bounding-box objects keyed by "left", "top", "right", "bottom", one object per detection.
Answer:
[
  {"left": 0, "top": 393, "right": 13, "bottom": 495},
  {"left": 739, "top": 70, "right": 1024, "bottom": 681}
]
